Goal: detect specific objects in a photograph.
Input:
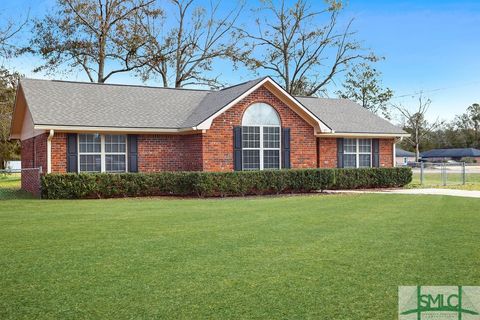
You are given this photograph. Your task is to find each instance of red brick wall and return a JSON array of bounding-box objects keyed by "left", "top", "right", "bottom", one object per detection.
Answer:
[
  {"left": 379, "top": 138, "right": 394, "bottom": 167},
  {"left": 51, "top": 133, "right": 67, "bottom": 173},
  {"left": 202, "top": 85, "right": 317, "bottom": 171},
  {"left": 21, "top": 133, "right": 47, "bottom": 171},
  {"left": 47, "top": 134, "right": 394, "bottom": 172},
  {"left": 318, "top": 138, "right": 338, "bottom": 168},
  {"left": 138, "top": 134, "right": 203, "bottom": 172}
]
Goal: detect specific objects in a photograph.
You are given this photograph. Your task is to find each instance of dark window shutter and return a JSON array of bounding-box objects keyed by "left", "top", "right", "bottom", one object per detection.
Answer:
[
  {"left": 233, "top": 127, "right": 242, "bottom": 171},
  {"left": 337, "top": 138, "right": 344, "bottom": 168},
  {"left": 281, "top": 128, "right": 291, "bottom": 169},
  {"left": 128, "top": 135, "right": 138, "bottom": 173},
  {"left": 372, "top": 139, "right": 380, "bottom": 167},
  {"left": 66, "top": 133, "right": 78, "bottom": 173}
]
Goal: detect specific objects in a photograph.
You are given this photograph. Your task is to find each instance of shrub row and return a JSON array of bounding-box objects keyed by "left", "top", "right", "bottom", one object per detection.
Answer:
[{"left": 41, "top": 167, "right": 412, "bottom": 199}]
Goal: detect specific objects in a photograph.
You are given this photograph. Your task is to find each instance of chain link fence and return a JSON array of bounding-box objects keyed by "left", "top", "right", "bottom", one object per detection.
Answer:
[
  {"left": 410, "top": 162, "right": 480, "bottom": 186},
  {"left": 0, "top": 167, "right": 42, "bottom": 199}
]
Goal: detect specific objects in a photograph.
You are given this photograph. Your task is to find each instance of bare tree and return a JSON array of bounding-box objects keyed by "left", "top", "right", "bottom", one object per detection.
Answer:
[
  {"left": 140, "top": 0, "right": 243, "bottom": 88},
  {"left": 0, "top": 13, "right": 29, "bottom": 59},
  {"left": 393, "top": 95, "right": 444, "bottom": 161},
  {"left": 24, "top": 0, "right": 161, "bottom": 83},
  {"left": 237, "top": 0, "right": 376, "bottom": 96}
]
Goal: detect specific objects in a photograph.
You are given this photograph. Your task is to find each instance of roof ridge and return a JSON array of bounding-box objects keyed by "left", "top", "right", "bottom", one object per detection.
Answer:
[
  {"left": 21, "top": 78, "right": 214, "bottom": 93},
  {"left": 219, "top": 77, "right": 267, "bottom": 91},
  {"left": 295, "top": 95, "right": 351, "bottom": 101}
]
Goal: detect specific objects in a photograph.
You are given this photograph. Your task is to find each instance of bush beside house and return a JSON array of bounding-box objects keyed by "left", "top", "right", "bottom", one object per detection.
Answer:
[{"left": 41, "top": 168, "right": 412, "bottom": 199}]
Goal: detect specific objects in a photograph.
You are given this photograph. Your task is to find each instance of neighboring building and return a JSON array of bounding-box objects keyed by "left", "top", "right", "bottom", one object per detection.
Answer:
[
  {"left": 421, "top": 148, "right": 480, "bottom": 162},
  {"left": 4, "top": 160, "right": 21, "bottom": 172},
  {"left": 10, "top": 77, "right": 408, "bottom": 193},
  {"left": 395, "top": 148, "right": 416, "bottom": 166}
]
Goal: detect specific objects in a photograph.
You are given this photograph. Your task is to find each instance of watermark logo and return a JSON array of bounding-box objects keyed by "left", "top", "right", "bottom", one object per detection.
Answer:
[{"left": 399, "top": 286, "right": 480, "bottom": 320}]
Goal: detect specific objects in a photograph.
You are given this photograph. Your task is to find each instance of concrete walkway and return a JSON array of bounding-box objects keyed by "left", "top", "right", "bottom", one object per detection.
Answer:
[{"left": 328, "top": 188, "right": 480, "bottom": 198}]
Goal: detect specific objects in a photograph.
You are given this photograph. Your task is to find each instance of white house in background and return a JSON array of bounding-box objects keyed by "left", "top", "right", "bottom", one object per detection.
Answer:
[
  {"left": 4, "top": 160, "right": 21, "bottom": 172},
  {"left": 395, "top": 148, "right": 415, "bottom": 166}
]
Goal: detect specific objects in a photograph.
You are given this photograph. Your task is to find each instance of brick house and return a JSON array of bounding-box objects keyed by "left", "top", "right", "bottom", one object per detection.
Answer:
[{"left": 10, "top": 77, "right": 408, "bottom": 194}]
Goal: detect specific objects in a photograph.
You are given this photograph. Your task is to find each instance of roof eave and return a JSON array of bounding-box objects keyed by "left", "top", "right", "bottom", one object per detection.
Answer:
[
  {"left": 33, "top": 124, "right": 203, "bottom": 134},
  {"left": 315, "top": 132, "right": 410, "bottom": 138}
]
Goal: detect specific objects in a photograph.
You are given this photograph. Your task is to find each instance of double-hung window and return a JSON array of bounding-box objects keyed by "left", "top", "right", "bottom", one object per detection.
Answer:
[
  {"left": 79, "top": 134, "right": 102, "bottom": 172},
  {"left": 241, "top": 103, "right": 281, "bottom": 170},
  {"left": 343, "top": 138, "right": 372, "bottom": 168},
  {"left": 105, "top": 135, "right": 127, "bottom": 172},
  {"left": 78, "top": 134, "right": 127, "bottom": 173}
]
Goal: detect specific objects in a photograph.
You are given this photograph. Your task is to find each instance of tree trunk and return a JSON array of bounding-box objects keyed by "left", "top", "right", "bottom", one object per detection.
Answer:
[
  {"left": 415, "top": 127, "right": 420, "bottom": 162},
  {"left": 97, "top": 34, "right": 106, "bottom": 83}
]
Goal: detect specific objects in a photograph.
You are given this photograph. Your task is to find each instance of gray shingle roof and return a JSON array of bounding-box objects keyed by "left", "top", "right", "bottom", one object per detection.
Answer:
[
  {"left": 20, "top": 77, "right": 406, "bottom": 135},
  {"left": 396, "top": 148, "right": 415, "bottom": 157},
  {"left": 21, "top": 78, "right": 209, "bottom": 129},
  {"left": 182, "top": 78, "right": 265, "bottom": 127},
  {"left": 421, "top": 148, "right": 480, "bottom": 158},
  {"left": 296, "top": 96, "right": 405, "bottom": 134}
]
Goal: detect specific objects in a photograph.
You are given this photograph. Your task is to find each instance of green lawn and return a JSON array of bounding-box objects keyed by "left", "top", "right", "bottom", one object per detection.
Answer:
[
  {"left": 0, "top": 174, "right": 33, "bottom": 200},
  {"left": 410, "top": 171, "right": 480, "bottom": 190},
  {"left": 0, "top": 194, "right": 479, "bottom": 319}
]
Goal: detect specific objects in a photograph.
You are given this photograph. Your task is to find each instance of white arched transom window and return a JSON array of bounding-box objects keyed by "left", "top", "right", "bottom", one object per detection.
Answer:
[{"left": 241, "top": 103, "right": 281, "bottom": 170}]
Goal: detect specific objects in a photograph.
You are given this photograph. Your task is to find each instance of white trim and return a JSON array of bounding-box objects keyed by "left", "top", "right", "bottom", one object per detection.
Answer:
[
  {"left": 47, "top": 129, "right": 54, "bottom": 173},
  {"left": 34, "top": 125, "right": 197, "bottom": 134},
  {"left": 316, "top": 132, "right": 410, "bottom": 138},
  {"left": 393, "top": 142, "right": 396, "bottom": 167},
  {"left": 265, "top": 79, "right": 332, "bottom": 133},
  {"left": 195, "top": 77, "right": 332, "bottom": 133}
]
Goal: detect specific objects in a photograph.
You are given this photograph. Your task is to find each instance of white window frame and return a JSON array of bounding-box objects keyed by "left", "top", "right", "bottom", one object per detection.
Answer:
[
  {"left": 78, "top": 134, "right": 128, "bottom": 173},
  {"left": 242, "top": 125, "right": 281, "bottom": 170},
  {"left": 344, "top": 138, "right": 372, "bottom": 168}
]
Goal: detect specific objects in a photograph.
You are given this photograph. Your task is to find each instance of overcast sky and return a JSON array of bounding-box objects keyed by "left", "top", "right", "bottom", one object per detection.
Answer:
[{"left": 1, "top": 0, "right": 479, "bottom": 123}]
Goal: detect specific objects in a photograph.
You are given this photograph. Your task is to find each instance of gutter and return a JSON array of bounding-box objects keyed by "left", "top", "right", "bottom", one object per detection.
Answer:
[
  {"left": 47, "top": 129, "right": 54, "bottom": 173},
  {"left": 34, "top": 125, "right": 201, "bottom": 134},
  {"left": 315, "top": 132, "right": 410, "bottom": 138}
]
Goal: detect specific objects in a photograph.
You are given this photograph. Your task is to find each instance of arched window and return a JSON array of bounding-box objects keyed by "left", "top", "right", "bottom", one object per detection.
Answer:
[{"left": 241, "top": 103, "right": 281, "bottom": 170}]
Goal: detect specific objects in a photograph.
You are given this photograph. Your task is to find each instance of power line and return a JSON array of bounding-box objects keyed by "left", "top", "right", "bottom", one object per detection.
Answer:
[{"left": 390, "top": 80, "right": 480, "bottom": 99}]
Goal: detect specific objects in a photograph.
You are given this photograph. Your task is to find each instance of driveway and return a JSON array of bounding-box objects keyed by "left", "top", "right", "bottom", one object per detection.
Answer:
[{"left": 328, "top": 188, "right": 480, "bottom": 198}]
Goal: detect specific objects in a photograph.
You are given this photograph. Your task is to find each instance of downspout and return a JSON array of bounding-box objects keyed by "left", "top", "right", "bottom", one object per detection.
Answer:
[
  {"left": 47, "top": 129, "right": 54, "bottom": 173},
  {"left": 393, "top": 137, "right": 404, "bottom": 167}
]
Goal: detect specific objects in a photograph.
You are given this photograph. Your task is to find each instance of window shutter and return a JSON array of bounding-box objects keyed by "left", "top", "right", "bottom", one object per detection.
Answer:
[
  {"left": 372, "top": 139, "right": 380, "bottom": 167},
  {"left": 282, "top": 128, "right": 291, "bottom": 169},
  {"left": 128, "top": 135, "right": 138, "bottom": 173},
  {"left": 233, "top": 127, "right": 242, "bottom": 171},
  {"left": 66, "top": 133, "right": 78, "bottom": 173},
  {"left": 337, "top": 138, "right": 344, "bottom": 168}
]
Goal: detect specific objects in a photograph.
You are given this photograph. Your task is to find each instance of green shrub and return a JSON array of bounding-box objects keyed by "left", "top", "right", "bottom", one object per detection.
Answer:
[{"left": 41, "top": 167, "right": 412, "bottom": 199}]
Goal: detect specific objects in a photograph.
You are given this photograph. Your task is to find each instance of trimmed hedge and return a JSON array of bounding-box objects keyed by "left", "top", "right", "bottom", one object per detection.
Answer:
[{"left": 41, "top": 168, "right": 412, "bottom": 199}]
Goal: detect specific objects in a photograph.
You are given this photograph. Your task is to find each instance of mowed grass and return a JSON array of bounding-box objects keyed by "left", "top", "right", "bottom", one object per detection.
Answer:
[
  {"left": 410, "top": 171, "right": 480, "bottom": 190},
  {"left": 0, "top": 174, "right": 32, "bottom": 200},
  {"left": 0, "top": 195, "right": 479, "bottom": 319}
]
